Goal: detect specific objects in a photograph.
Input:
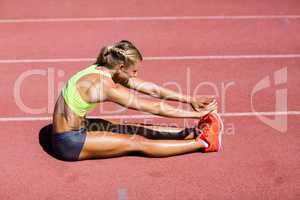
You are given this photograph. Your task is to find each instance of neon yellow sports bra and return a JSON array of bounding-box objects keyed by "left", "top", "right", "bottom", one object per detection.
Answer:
[{"left": 62, "top": 64, "right": 112, "bottom": 117}]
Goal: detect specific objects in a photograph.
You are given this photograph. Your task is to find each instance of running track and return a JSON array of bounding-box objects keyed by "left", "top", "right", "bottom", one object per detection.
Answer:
[{"left": 0, "top": 1, "right": 299, "bottom": 199}]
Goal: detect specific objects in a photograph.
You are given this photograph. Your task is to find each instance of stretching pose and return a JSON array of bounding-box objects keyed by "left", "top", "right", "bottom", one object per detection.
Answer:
[{"left": 52, "top": 40, "right": 222, "bottom": 161}]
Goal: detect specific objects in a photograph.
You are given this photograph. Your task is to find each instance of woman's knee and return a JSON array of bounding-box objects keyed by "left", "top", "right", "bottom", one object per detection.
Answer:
[{"left": 126, "top": 134, "right": 148, "bottom": 152}]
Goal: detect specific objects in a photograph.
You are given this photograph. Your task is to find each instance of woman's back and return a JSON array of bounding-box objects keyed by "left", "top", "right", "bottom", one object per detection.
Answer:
[{"left": 53, "top": 65, "right": 112, "bottom": 133}]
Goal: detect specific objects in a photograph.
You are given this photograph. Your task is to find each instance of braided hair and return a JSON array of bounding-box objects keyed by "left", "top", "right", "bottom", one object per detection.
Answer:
[{"left": 95, "top": 40, "right": 143, "bottom": 69}]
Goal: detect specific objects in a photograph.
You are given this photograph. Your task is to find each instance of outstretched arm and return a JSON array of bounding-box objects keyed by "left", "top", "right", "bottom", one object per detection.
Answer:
[
  {"left": 106, "top": 83, "right": 213, "bottom": 119},
  {"left": 127, "top": 78, "right": 191, "bottom": 102},
  {"left": 126, "top": 78, "right": 217, "bottom": 111}
]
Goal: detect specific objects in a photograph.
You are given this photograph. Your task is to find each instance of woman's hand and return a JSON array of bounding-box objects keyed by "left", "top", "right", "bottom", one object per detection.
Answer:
[{"left": 190, "top": 96, "right": 217, "bottom": 112}]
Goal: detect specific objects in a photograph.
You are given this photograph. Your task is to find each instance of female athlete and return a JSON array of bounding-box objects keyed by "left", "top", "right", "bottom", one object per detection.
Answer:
[{"left": 52, "top": 40, "right": 222, "bottom": 161}]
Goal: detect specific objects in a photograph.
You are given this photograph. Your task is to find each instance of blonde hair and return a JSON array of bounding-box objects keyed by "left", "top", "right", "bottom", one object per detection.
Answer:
[{"left": 95, "top": 40, "right": 143, "bottom": 69}]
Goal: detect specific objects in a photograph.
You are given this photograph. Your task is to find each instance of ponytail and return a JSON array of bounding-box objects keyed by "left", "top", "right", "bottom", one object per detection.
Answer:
[{"left": 95, "top": 40, "right": 143, "bottom": 69}]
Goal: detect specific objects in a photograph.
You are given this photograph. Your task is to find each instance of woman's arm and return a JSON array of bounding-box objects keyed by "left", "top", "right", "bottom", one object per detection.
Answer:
[
  {"left": 106, "top": 83, "right": 214, "bottom": 119},
  {"left": 126, "top": 78, "right": 217, "bottom": 111},
  {"left": 126, "top": 78, "right": 192, "bottom": 103}
]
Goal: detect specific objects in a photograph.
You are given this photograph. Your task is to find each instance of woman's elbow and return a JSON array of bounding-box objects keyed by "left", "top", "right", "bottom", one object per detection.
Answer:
[
  {"left": 141, "top": 102, "right": 161, "bottom": 115},
  {"left": 150, "top": 102, "right": 172, "bottom": 116}
]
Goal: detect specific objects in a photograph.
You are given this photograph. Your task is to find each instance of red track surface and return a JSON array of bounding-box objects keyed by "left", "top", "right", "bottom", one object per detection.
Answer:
[{"left": 0, "top": 1, "right": 299, "bottom": 199}]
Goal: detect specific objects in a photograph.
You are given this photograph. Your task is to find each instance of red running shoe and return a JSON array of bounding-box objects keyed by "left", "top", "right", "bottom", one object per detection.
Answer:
[{"left": 197, "top": 113, "right": 223, "bottom": 152}]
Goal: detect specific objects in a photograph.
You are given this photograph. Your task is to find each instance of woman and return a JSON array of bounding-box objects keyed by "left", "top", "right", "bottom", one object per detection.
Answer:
[{"left": 52, "top": 40, "right": 222, "bottom": 161}]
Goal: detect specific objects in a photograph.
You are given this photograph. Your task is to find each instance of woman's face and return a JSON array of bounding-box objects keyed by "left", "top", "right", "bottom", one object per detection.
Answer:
[
  {"left": 113, "top": 63, "right": 140, "bottom": 84},
  {"left": 123, "top": 63, "right": 139, "bottom": 78}
]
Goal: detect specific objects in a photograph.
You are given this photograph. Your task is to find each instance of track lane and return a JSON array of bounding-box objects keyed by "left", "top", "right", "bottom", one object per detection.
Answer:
[
  {"left": 0, "top": 116, "right": 299, "bottom": 199},
  {"left": 0, "top": 60, "right": 299, "bottom": 117},
  {"left": 0, "top": 19, "right": 300, "bottom": 59},
  {"left": 1, "top": 0, "right": 300, "bottom": 19}
]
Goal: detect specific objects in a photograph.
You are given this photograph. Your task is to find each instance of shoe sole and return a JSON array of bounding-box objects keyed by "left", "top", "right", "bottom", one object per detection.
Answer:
[{"left": 211, "top": 113, "right": 224, "bottom": 151}]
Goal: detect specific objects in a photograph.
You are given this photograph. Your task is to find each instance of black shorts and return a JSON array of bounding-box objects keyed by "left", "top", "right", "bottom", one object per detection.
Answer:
[{"left": 52, "top": 128, "right": 87, "bottom": 161}]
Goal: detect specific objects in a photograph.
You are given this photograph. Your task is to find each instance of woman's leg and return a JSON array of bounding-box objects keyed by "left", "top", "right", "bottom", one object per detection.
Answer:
[
  {"left": 79, "top": 131, "right": 207, "bottom": 160},
  {"left": 85, "top": 118, "right": 196, "bottom": 140}
]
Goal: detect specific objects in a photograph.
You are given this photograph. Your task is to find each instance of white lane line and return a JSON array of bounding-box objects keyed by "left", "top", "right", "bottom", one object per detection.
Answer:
[
  {"left": 221, "top": 111, "right": 300, "bottom": 117},
  {"left": 0, "top": 111, "right": 299, "bottom": 122},
  {"left": 0, "top": 15, "right": 300, "bottom": 23},
  {"left": 146, "top": 54, "right": 300, "bottom": 60},
  {"left": 1, "top": 54, "right": 300, "bottom": 64},
  {"left": 0, "top": 58, "right": 94, "bottom": 64}
]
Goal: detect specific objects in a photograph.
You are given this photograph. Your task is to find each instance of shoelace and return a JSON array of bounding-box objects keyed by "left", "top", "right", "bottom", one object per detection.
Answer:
[{"left": 195, "top": 123, "right": 210, "bottom": 138}]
